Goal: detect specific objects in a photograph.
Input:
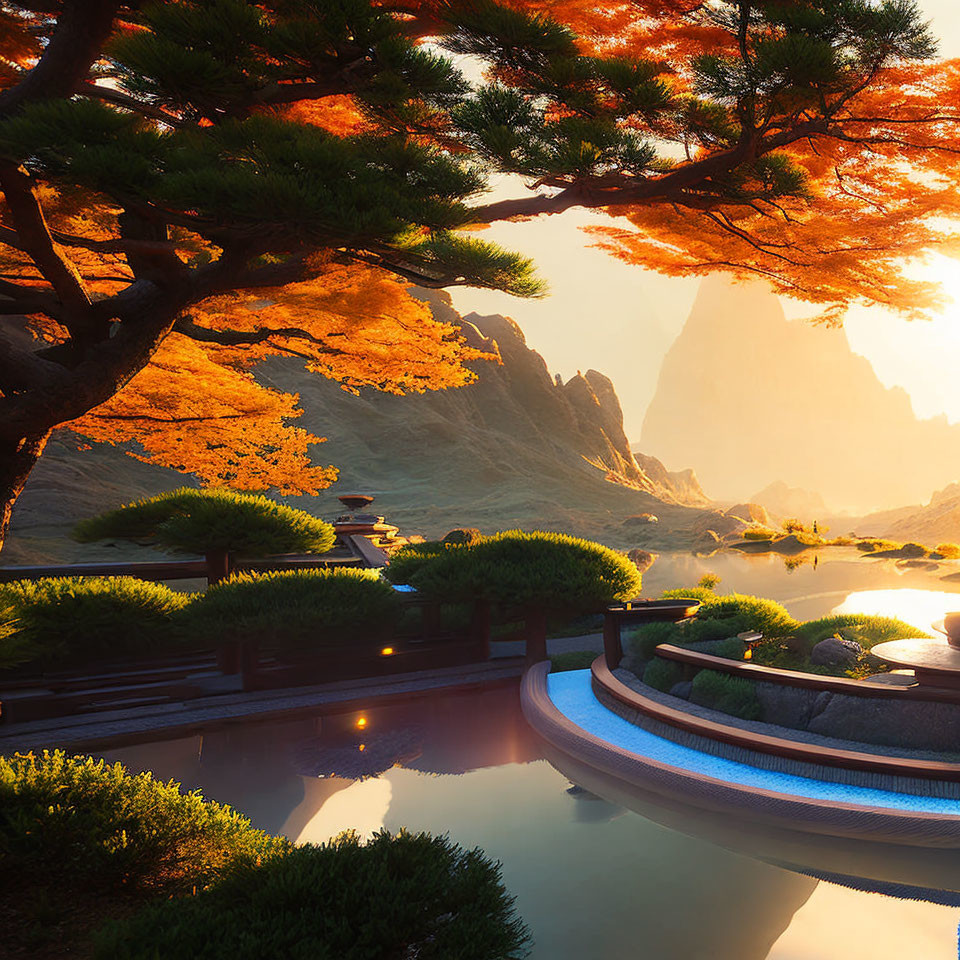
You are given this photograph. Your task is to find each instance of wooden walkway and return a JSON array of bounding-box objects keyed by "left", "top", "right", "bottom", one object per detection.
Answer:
[{"left": 0, "top": 658, "right": 526, "bottom": 754}]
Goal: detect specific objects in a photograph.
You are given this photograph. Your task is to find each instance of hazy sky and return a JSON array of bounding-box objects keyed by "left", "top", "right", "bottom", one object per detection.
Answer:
[{"left": 448, "top": 1, "right": 960, "bottom": 439}]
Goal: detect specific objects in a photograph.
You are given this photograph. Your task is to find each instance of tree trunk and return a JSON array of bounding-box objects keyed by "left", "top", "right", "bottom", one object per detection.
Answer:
[{"left": 0, "top": 430, "right": 50, "bottom": 554}]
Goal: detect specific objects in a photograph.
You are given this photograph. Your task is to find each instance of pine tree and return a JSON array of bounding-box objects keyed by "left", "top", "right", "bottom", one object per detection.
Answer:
[{"left": 0, "top": 0, "right": 958, "bottom": 550}]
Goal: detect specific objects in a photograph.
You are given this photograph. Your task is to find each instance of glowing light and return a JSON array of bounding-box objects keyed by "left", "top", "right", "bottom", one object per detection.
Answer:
[
  {"left": 358, "top": 744, "right": 366, "bottom": 752},
  {"left": 380, "top": 646, "right": 394, "bottom": 656},
  {"left": 356, "top": 716, "right": 368, "bottom": 729},
  {"left": 743, "top": 648, "right": 752, "bottom": 661}
]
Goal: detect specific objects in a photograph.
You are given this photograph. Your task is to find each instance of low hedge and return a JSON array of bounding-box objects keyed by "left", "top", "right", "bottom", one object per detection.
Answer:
[
  {"left": 386, "top": 530, "right": 641, "bottom": 615},
  {"left": 790, "top": 614, "right": 929, "bottom": 655},
  {"left": 690, "top": 670, "right": 762, "bottom": 720},
  {"left": 0, "top": 604, "right": 30, "bottom": 670},
  {"left": 549, "top": 650, "right": 598, "bottom": 673},
  {"left": 1, "top": 750, "right": 284, "bottom": 953},
  {"left": 95, "top": 830, "right": 531, "bottom": 960},
  {"left": 3, "top": 751, "right": 528, "bottom": 960},
  {"left": 0, "top": 577, "right": 192, "bottom": 670},
  {"left": 179, "top": 568, "right": 402, "bottom": 649},
  {"left": 642, "top": 657, "right": 684, "bottom": 693},
  {"left": 74, "top": 487, "right": 336, "bottom": 557}
]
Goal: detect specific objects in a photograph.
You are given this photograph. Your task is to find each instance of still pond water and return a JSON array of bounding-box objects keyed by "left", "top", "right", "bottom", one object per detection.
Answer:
[{"left": 104, "top": 549, "right": 960, "bottom": 959}]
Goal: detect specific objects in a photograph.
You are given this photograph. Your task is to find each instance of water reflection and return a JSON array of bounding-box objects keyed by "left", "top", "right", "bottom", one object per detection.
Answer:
[
  {"left": 644, "top": 548, "right": 960, "bottom": 623},
  {"left": 834, "top": 588, "right": 960, "bottom": 629},
  {"left": 100, "top": 679, "right": 959, "bottom": 959}
]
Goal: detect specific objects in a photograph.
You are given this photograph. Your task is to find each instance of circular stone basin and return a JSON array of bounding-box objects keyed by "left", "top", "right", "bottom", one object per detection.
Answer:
[
  {"left": 872, "top": 638, "right": 960, "bottom": 681},
  {"left": 337, "top": 493, "right": 375, "bottom": 512}
]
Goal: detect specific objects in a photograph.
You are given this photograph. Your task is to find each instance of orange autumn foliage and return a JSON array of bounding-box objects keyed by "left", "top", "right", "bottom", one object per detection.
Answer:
[
  {"left": 6, "top": 0, "right": 960, "bottom": 528},
  {"left": 69, "top": 334, "right": 339, "bottom": 494},
  {"left": 55, "top": 262, "right": 488, "bottom": 490}
]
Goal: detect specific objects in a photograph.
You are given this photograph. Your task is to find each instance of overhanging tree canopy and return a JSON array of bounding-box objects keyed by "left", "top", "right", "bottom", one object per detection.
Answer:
[{"left": 1, "top": 0, "right": 959, "bottom": 550}]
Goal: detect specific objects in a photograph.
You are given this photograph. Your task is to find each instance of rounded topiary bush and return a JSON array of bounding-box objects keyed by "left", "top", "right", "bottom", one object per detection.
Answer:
[
  {"left": 74, "top": 487, "right": 335, "bottom": 557},
  {"left": 179, "top": 568, "right": 402, "bottom": 649},
  {"left": 387, "top": 530, "right": 641, "bottom": 615},
  {"left": 697, "top": 593, "right": 797, "bottom": 640},
  {"left": 94, "top": 829, "right": 531, "bottom": 960},
  {"left": 1, "top": 750, "right": 284, "bottom": 953},
  {"left": 0, "top": 577, "right": 192, "bottom": 670}
]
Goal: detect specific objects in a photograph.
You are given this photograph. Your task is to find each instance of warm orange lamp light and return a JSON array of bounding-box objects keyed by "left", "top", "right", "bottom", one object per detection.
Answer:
[
  {"left": 356, "top": 716, "right": 368, "bottom": 729},
  {"left": 380, "top": 646, "right": 395, "bottom": 656}
]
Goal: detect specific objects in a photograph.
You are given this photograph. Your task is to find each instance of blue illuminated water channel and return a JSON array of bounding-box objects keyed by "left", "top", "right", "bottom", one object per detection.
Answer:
[{"left": 102, "top": 550, "right": 960, "bottom": 959}]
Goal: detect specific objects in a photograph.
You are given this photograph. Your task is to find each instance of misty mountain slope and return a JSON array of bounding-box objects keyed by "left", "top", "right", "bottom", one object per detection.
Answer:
[
  {"left": 266, "top": 290, "right": 710, "bottom": 541},
  {"left": 640, "top": 277, "right": 960, "bottom": 513},
  {"left": 859, "top": 483, "right": 960, "bottom": 545},
  {"left": 6, "top": 292, "right": 710, "bottom": 562}
]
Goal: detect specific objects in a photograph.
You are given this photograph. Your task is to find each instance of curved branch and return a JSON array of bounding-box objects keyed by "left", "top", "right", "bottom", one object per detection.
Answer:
[{"left": 0, "top": 1, "right": 120, "bottom": 118}]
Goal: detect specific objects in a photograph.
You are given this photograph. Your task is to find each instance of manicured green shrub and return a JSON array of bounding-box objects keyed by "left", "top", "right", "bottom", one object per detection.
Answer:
[
  {"left": 384, "top": 539, "right": 450, "bottom": 585},
  {"left": 0, "top": 605, "right": 33, "bottom": 670},
  {"left": 550, "top": 650, "right": 597, "bottom": 672},
  {"left": 75, "top": 487, "right": 335, "bottom": 557},
  {"left": 695, "top": 593, "right": 797, "bottom": 638},
  {"left": 690, "top": 670, "right": 762, "bottom": 720},
  {"left": 936, "top": 542, "right": 960, "bottom": 559},
  {"left": 0, "top": 577, "right": 192, "bottom": 669},
  {"left": 793, "top": 614, "right": 929, "bottom": 654},
  {"left": 627, "top": 620, "right": 677, "bottom": 661},
  {"left": 693, "top": 636, "right": 747, "bottom": 660},
  {"left": 95, "top": 830, "right": 531, "bottom": 960},
  {"left": 660, "top": 586, "right": 718, "bottom": 605},
  {"left": 642, "top": 657, "right": 684, "bottom": 693},
  {"left": 179, "top": 568, "right": 401, "bottom": 648},
  {"left": 1, "top": 750, "right": 284, "bottom": 953},
  {"left": 386, "top": 530, "right": 641, "bottom": 614}
]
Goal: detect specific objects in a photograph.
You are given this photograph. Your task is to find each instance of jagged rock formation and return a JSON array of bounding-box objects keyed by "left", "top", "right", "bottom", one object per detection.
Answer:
[
  {"left": 640, "top": 276, "right": 960, "bottom": 513},
  {"left": 7, "top": 291, "right": 710, "bottom": 562}
]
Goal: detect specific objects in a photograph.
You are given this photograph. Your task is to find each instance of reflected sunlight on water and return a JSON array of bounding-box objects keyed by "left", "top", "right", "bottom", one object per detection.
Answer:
[
  {"left": 832, "top": 589, "right": 960, "bottom": 631},
  {"left": 768, "top": 883, "right": 955, "bottom": 960},
  {"left": 290, "top": 777, "right": 392, "bottom": 844}
]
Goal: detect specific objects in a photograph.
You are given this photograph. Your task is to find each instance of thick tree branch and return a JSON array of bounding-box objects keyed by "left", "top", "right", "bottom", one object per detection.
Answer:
[
  {"left": 76, "top": 81, "right": 186, "bottom": 127},
  {"left": 0, "top": 0, "right": 121, "bottom": 118},
  {"left": 174, "top": 316, "right": 346, "bottom": 354},
  {"left": 0, "top": 164, "right": 103, "bottom": 342}
]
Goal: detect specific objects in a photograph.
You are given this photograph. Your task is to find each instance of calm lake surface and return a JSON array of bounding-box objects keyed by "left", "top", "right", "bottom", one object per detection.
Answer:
[
  {"left": 102, "top": 549, "right": 960, "bottom": 959},
  {"left": 644, "top": 546, "right": 960, "bottom": 625}
]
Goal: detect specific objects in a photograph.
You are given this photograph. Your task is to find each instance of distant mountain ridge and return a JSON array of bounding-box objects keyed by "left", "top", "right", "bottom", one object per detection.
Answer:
[
  {"left": 859, "top": 483, "right": 960, "bottom": 545},
  {"left": 7, "top": 290, "right": 710, "bottom": 562},
  {"left": 640, "top": 277, "right": 960, "bottom": 514}
]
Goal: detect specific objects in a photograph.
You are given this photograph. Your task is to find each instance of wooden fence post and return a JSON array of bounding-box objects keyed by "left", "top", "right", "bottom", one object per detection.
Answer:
[
  {"left": 205, "top": 548, "right": 231, "bottom": 586},
  {"left": 524, "top": 606, "right": 548, "bottom": 665},
  {"left": 603, "top": 608, "right": 623, "bottom": 668}
]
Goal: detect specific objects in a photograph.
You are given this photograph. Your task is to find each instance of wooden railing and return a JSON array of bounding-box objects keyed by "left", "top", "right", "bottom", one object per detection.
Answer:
[
  {"left": 652, "top": 643, "right": 960, "bottom": 705},
  {"left": 0, "top": 533, "right": 379, "bottom": 587}
]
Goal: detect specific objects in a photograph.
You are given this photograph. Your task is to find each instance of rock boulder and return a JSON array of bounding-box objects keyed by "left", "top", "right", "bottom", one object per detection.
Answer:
[{"left": 810, "top": 636, "right": 862, "bottom": 667}]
